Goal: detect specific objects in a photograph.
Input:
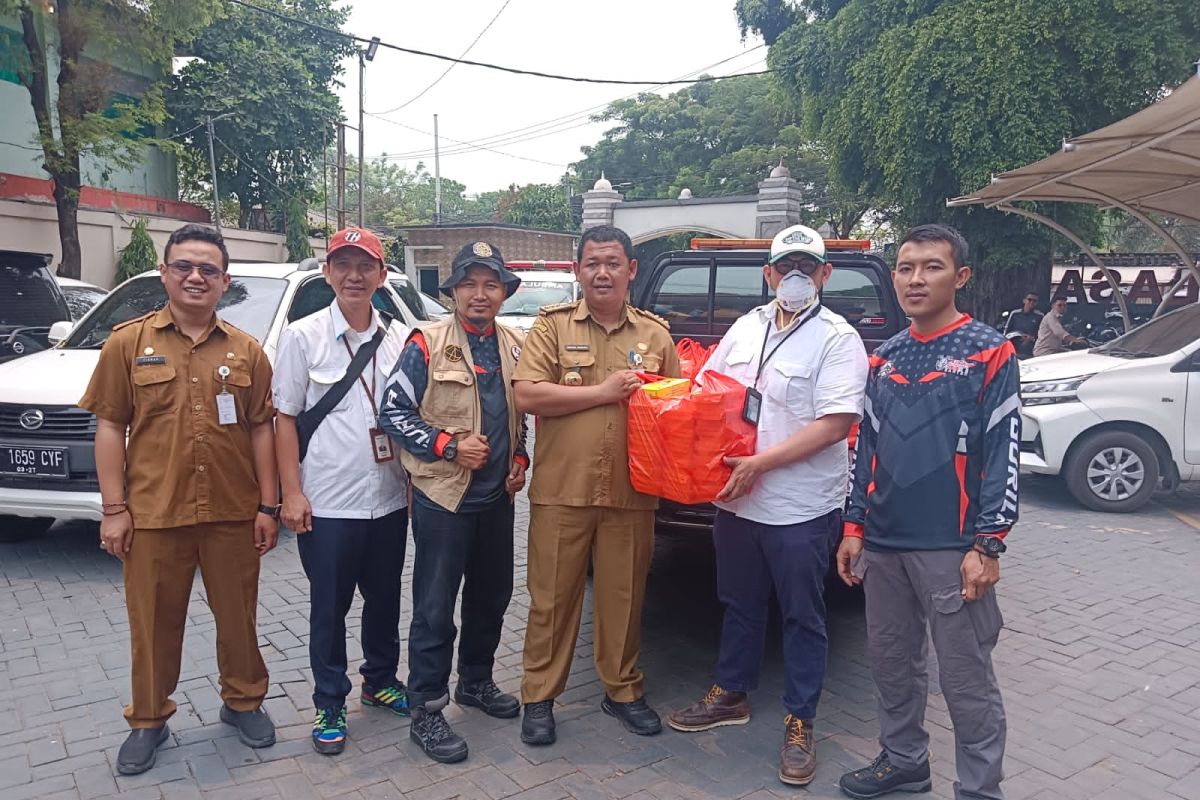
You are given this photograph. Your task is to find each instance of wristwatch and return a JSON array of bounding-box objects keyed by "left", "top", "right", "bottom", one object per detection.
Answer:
[
  {"left": 258, "top": 504, "right": 281, "bottom": 519},
  {"left": 443, "top": 440, "right": 459, "bottom": 462},
  {"left": 974, "top": 535, "right": 1006, "bottom": 558}
]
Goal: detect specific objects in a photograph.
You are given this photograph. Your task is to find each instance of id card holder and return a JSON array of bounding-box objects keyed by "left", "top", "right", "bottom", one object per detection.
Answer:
[
  {"left": 370, "top": 427, "right": 394, "bottom": 463},
  {"left": 216, "top": 391, "right": 237, "bottom": 425},
  {"left": 742, "top": 386, "right": 762, "bottom": 426}
]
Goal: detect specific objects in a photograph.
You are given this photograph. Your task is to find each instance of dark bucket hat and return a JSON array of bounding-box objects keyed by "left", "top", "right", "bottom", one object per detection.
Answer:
[{"left": 440, "top": 241, "right": 522, "bottom": 298}]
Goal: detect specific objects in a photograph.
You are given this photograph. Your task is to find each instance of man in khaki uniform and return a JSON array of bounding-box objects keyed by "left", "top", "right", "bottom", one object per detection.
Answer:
[
  {"left": 81, "top": 224, "right": 279, "bottom": 776},
  {"left": 514, "top": 225, "right": 680, "bottom": 745}
]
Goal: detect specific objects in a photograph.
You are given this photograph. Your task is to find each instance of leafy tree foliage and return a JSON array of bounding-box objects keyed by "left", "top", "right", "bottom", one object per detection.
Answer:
[
  {"left": 501, "top": 183, "right": 573, "bottom": 231},
  {"left": 167, "top": 0, "right": 354, "bottom": 228},
  {"left": 3, "top": 0, "right": 219, "bottom": 278},
  {"left": 741, "top": 0, "right": 1200, "bottom": 321},
  {"left": 114, "top": 218, "right": 158, "bottom": 283},
  {"left": 571, "top": 75, "right": 872, "bottom": 236}
]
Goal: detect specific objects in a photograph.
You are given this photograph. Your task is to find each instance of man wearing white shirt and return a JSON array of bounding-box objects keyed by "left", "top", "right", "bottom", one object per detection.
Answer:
[
  {"left": 667, "top": 224, "right": 868, "bottom": 788},
  {"left": 272, "top": 227, "right": 411, "bottom": 755}
]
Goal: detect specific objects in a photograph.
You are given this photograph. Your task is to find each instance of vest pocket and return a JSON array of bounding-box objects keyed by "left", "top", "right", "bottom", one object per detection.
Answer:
[{"left": 430, "top": 369, "right": 474, "bottom": 420}]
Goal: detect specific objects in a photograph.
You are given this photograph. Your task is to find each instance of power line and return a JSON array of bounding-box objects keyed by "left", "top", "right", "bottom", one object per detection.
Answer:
[
  {"left": 213, "top": 135, "right": 311, "bottom": 211},
  {"left": 373, "top": 0, "right": 516, "bottom": 115},
  {"left": 365, "top": 114, "right": 569, "bottom": 168},
  {"left": 228, "top": 0, "right": 773, "bottom": 86}
]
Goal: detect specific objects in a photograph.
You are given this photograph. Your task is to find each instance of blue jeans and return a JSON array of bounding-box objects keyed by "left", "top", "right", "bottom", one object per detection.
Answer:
[
  {"left": 712, "top": 508, "right": 840, "bottom": 719},
  {"left": 296, "top": 509, "right": 408, "bottom": 711},
  {"left": 406, "top": 495, "right": 515, "bottom": 707}
]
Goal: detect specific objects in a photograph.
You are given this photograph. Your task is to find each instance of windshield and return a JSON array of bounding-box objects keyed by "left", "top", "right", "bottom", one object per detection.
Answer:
[
  {"left": 389, "top": 277, "right": 430, "bottom": 321},
  {"left": 1092, "top": 304, "right": 1200, "bottom": 358},
  {"left": 62, "top": 286, "right": 108, "bottom": 321},
  {"left": 500, "top": 281, "right": 574, "bottom": 316},
  {"left": 66, "top": 276, "right": 287, "bottom": 348}
]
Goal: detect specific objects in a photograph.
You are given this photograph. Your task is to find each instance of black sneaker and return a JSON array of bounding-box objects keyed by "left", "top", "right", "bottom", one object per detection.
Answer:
[
  {"left": 601, "top": 696, "right": 662, "bottom": 736},
  {"left": 311, "top": 706, "right": 347, "bottom": 756},
  {"left": 116, "top": 725, "right": 170, "bottom": 775},
  {"left": 219, "top": 704, "right": 276, "bottom": 748},
  {"left": 455, "top": 679, "right": 520, "bottom": 719},
  {"left": 520, "top": 700, "right": 556, "bottom": 746},
  {"left": 839, "top": 751, "right": 932, "bottom": 799},
  {"left": 410, "top": 705, "right": 468, "bottom": 764}
]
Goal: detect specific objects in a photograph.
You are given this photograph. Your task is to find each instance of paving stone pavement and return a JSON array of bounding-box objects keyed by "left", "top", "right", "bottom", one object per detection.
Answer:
[{"left": 1, "top": 476, "right": 1199, "bottom": 800}]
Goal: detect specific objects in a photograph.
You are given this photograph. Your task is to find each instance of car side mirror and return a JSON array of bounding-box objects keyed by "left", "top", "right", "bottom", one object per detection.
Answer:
[{"left": 47, "top": 320, "right": 72, "bottom": 346}]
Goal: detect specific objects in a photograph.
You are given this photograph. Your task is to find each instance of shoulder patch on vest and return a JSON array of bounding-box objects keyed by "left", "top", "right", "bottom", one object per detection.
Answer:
[
  {"left": 539, "top": 301, "right": 578, "bottom": 316},
  {"left": 630, "top": 306, "right": 670, "bottom": 330}
]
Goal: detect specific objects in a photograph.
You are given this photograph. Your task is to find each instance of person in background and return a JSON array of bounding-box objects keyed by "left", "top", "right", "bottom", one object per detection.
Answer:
[
  {"left": 1033, "top": 295, "right": 1087, "bottom": 356},
  {"left": 1002, "top": 291, "right": 1042, "bottom": 358}
]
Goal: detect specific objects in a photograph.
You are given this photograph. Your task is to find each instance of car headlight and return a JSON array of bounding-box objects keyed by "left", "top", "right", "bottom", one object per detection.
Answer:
[{"left": 1020, "top": 375, "right": 1094, "bottom": 407}]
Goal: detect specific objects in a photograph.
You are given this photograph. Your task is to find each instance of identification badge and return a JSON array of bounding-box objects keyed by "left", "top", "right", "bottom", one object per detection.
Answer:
[
  {"left": 216, "top": 392, "right": 237, "bottom": 425},
  {"left": 371, "top": 427, "right": 394, "bottom": 463},
  {"left": 742, "top": 386, "right": 762, "bottom": 426},
  {"left": 135, "top": 355, "right": 166, "bottom": 366}
]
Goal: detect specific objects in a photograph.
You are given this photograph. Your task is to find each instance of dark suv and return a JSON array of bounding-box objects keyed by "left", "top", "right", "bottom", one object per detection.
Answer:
[
  {"left": 0, "top": 251, "right": 71, "bottom": 363},
  {"left": 631, "top": 241, "right": 904, "bottom": 532}
]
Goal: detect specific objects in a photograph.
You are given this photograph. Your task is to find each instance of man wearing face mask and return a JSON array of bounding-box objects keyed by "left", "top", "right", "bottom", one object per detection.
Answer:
[{"left": 667, "top": 224, "right": 868, "bottom": 788}]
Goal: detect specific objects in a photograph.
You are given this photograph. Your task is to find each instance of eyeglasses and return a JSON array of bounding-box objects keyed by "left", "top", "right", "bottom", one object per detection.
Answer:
[
  {"left": 166, "top": 260, "right": 224, "bottom": 280},
  {"left": 774, "top": 256, "right": 823, "bottom": 276},
  {"left": 1024, "top": 297, "right": 1038, "bottom": 302}
]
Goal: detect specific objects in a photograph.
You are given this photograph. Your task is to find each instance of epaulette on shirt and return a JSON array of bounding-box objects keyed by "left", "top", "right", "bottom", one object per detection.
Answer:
[
  {"left": 629, "top": 306, "right": 670, "bottom": 330},
  {"left": 538, "top": 301, "right": 578, "bottom": 316},
  {"left": 111, "top": 311, "right": 157, "bottom": 332}
]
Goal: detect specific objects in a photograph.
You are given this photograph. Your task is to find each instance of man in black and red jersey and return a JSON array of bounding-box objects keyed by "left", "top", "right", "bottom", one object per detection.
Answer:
[{"left": 835, "top": 224, "right": 1019, "bottom": 800}]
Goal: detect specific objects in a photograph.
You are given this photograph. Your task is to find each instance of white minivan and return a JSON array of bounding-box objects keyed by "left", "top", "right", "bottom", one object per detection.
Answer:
[
  {"left": 1018, "top": 303, "right": 1200, "bottom": 512},
  {"left": 0, "top": 261, "right": 419, "bottom": 540}
]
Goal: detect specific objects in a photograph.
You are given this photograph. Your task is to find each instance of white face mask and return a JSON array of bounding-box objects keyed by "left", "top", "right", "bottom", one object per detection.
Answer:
[{"left": 775, "top": 270, "right": 818, "bottom": 313}]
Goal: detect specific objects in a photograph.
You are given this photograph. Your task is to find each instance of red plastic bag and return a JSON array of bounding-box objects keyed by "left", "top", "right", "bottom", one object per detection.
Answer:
[
  {"left": 627, "top": 371, "right": 757, "bottom": 505},
  {"left": 675, "top": 338, "right": 718, "bottom": 381}
]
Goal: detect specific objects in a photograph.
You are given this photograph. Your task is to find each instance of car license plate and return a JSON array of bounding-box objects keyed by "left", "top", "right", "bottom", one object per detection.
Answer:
[{"left": 0, "top": 444, "right": 69, "bottom": 478}]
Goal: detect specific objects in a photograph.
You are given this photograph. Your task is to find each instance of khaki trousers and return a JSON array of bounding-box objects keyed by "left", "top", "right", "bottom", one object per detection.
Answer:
[
  {"left": 521, "top": 504, "right": 654, "bottom": 704},
  {"left": 123, "top": 520, "right": 268, "bottom": 728}
]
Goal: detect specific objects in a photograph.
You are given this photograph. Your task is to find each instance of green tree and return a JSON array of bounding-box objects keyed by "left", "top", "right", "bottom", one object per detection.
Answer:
[
  {"left": 114, "top": 218, "right": 157, "bottom": 283},
  {"left": 3, "top": 0, "right": 219, "bottom": 278},
  {"left": 740, "top": 0, "right": 1200, "bottom": 321},
  {"left": 167, "top": 0, "right": 354, "bottom": 228},
  {"left": 572, "top": 74, "right": 871, "bottom": 236},
  {"left": 502, "top": 183, "right": 573, "bottom": 231},
  {"left": 284, "top": 199, "right": 313, "bottom": 261}
]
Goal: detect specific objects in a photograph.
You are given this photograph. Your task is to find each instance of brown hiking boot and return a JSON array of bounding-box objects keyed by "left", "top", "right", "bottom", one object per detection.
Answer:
[
  {"left": 778, "top": 714, "right": 816, "bottom": 786},
  {"left": 667, "top": 684, "right": 750, "bottom": 732}
]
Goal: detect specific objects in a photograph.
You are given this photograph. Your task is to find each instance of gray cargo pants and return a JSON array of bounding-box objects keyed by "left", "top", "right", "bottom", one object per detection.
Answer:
[{"left": 861, "top": 549, "right": 1006, "bottom": 800}]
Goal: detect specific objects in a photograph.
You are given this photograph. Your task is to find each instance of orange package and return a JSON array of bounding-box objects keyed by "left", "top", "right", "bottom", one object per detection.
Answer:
[
  {"left": 675, "top": 338, "right": 719, "bottom": 381},
  {"left": 627, "top": 370, "right": 757, "bottom": 505}
]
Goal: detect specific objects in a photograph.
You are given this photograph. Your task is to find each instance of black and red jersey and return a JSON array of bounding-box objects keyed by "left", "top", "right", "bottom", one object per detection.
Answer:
[{"left": 844, "top": 315, "right": 1020, "bottom": 552}]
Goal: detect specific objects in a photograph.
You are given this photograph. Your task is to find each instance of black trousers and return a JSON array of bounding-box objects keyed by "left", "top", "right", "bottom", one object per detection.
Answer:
[
  {"left": 297, "top": 509, "right": 408, "bottom": 711},
  {"left": 407, "top": 495, "right": 515, "bottom": 707}
]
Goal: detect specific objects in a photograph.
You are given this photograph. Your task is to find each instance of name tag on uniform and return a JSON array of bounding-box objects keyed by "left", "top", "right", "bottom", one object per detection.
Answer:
[
  {"left": 216, "top": 392, "right": 238, "bottom": 425},
  {"left": 135, "top": 355, "right": 166, "bottom": 365},
  {"left": 370, "top": 427, "right": 394, "bottom": 463},
  {"left": 565, "top": 344, "right": 589, "bottom": 351}
]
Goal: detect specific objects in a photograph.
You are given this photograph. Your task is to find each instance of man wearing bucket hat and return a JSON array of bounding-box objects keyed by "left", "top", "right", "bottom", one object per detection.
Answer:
[
  {"left": 379, "top": 241, "right": 529, "bottom": 763},
  {"left": 273, "top": 226, "right": 412, "bottom": 755},
  {"left": 667, "top": 224, "right": 868, "bottom": 787}
]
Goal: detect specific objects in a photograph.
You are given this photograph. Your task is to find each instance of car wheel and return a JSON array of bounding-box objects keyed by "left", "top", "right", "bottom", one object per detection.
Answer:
[
  {"left": 0, "top": 516, "right": 54, "bottom": 542},
  {"left": 1063, "top": 431, "right": 1160, "bottom": 513}
]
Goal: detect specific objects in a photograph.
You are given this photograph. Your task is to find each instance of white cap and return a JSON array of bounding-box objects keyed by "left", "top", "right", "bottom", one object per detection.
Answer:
[{"left": 769, "top": 224, "right": 826, "bottom": 264}]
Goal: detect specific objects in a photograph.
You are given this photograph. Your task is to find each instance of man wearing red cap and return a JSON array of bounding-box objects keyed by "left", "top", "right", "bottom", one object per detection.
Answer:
[{"left": 273, "top": 227, "right": 412, "bottom": 755}]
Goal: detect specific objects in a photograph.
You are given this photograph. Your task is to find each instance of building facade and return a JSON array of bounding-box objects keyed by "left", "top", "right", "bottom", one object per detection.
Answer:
[{"left": 401, "top": 224, "right": 578, "bottom": 296}]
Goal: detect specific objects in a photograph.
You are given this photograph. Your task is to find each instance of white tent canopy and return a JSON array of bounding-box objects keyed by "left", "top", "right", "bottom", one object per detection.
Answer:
[{"left": 949, "top": 66, "right": 1200, "bottom": 325}]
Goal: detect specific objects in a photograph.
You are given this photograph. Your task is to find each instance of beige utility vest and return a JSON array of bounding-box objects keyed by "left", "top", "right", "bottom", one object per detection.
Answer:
[{"left": 400, "top": 316, "right": 526, "bottom": 512}]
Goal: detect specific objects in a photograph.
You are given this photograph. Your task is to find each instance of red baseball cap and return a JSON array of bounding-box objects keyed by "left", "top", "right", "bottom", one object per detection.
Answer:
[{"left": 326, "top": 227, "right": 385, "bottom": 263}]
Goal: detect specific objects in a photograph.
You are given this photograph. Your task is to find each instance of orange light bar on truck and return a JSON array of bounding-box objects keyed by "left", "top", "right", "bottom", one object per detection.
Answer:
[
  {"left": 505, "top": 260, "right": 576, "bottom": 270},
  {"left": 690, "top": 238, "right": 872, "bottom": 251}
]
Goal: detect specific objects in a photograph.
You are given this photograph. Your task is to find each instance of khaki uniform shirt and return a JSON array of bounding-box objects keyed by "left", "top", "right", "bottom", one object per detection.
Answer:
[
  {"left": 1033, "top": 310, "right": 1071, "bottom": 357},
  {"left": 80, "top": 306, "right": 275, "bottom": 529},
  {"left": 514, "top": 300, "right": 680, "bottom": 509}
]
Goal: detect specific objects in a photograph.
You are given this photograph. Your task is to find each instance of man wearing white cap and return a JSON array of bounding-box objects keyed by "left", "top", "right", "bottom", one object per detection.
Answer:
[{"left": 666, "top": 224, "right": 868, "bottom": 787}]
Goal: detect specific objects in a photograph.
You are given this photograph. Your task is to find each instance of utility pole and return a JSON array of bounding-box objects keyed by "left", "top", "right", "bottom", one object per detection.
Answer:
[
  {"left": 433, "top": 113, "right": 442, "bottom": 225},
  {"left": 336, "top": 123, "right": 347, "bottom": 230},
  {"left": 357, "top": 50, "right": 365, "bottom": 227},
  {"left": 322, "top": 124, "right": 329, "bottom": 247},
  {"left": 205, "top": 116, "right": 222, "bottom": 232}
]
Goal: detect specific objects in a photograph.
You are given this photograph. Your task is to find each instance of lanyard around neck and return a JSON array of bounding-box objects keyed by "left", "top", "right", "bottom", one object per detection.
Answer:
[
  {"left": 341, "top": 335, "right": 377, "bottom": 407},
  {"left": 755, "top": 303, "right": 821, "bottom": 387}
]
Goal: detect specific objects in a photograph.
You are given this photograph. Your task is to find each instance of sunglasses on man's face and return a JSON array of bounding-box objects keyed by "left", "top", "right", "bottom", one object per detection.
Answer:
[
  {"left": 166, "top": 260, "right": 225, "bottom": 281},
  {"left": 774, "top": 257, "right": 822, "bottom": 275}
]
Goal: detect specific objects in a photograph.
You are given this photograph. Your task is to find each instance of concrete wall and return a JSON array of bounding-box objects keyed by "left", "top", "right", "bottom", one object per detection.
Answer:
[
  {"left": 0, "top": 20, "right": 178, "bottom": 199},
  {"left": 609, "top": 197, "right": 759, "bottom": 244},
  {"left": 0, "top": 199, "right": 326, "bottom": 287}
]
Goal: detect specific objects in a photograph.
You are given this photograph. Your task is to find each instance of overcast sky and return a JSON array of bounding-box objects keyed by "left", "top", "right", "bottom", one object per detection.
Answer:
[{"left": 333, "top": 0, "right": 765, "bottom": 194}]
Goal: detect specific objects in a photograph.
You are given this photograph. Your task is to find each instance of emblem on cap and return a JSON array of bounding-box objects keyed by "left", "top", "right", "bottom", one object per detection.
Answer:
[
  {"left": 444, "top": 344, "right": 464, "bottom": 363},
  {"left": 472, "top": 242, "right": 493, "bottom": 258},
  {"left": 344, "top": 229, "right": 362, "bottom": 242},
  {"left": 782, "top": 229, "right": 814, "bottom": 245}
]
